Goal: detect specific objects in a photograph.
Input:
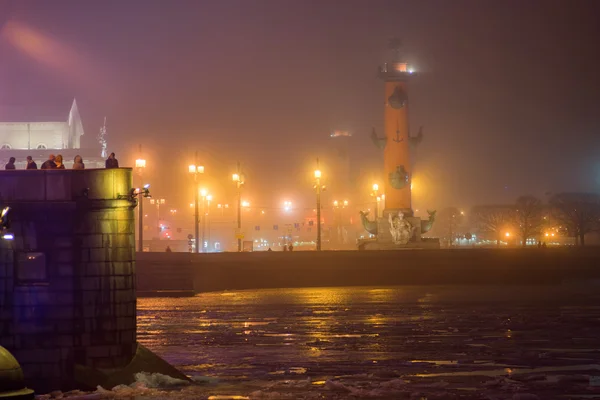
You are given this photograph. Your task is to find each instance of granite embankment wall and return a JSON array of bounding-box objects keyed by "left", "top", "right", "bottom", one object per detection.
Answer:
[
  {"left": 0, "top": 168, "right": 137, "bottom": 392},
  {"left": 137, "top": 248, "right": 600, "bottom": 294}
]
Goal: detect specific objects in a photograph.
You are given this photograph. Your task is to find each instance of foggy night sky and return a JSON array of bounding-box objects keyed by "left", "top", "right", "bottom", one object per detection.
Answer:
[{"left": 1, "top": 0, "right": 600, "bottom": 212}]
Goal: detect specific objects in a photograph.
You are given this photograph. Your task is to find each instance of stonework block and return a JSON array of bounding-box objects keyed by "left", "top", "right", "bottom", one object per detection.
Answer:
[
  {"left": 49, "top": 278, "right": 74, "bottom": 293},
  {"left": 13, "top": 289, "right": 51, "bottom": 306},
  {"left": 53, "top": 237, "right": 73, "bottom": 248},
  {"left": 82, "top": 235, "right": 104, "bottom": 248},
  {"left": 116, "top": 317, "right": 135, "bottom": 331},
  {"left": 98, "top": 220, "right": 118, "bottom": 234},
  {"left": 117, "top": 221, "right": 134, "bottom": 234},
  {"left": 120, "top": 330, "right": 135, "bottom": 344},
  {"left": 83, "top": 262, "right": 107, "bottom": 276},
  {"left": 50, "top": 292, "right": 74, "bottom": 306},
  {"left": 56, "top": 263, "right": 74, "bottom": 277},
  {"left": 113, "top": 248, "right": 134, "bottom": 262},
  {"left": 111, "top": 262, "right": 133, "bottom": 276},
  {"left": 90, "top": 248, "right": 109, "bottom": 262},
  {"left": 80, "top": 248, "right": 90, "bottom": 262},
  {"left": 81, "top": 277, "right": 101, "bottom": 291}
]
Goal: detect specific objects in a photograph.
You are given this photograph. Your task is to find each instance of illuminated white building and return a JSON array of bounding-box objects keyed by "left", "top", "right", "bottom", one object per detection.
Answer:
[
  {"left": 0, "top": 99, "right": 105, "bottom": 168},
  {"left": 0, "top": 99, "right": 84, "bottom": 150}
]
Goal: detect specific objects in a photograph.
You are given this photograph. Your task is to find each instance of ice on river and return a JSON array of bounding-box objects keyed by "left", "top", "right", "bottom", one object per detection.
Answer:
[{"left": 43, "top": 285, "right": 600, "bottom": 399}]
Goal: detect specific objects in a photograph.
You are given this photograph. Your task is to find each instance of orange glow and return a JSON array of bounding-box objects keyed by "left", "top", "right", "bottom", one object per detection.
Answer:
[
  {"left": 189, "top": 165, "right": 204, "bottom": 174},
  {"left": 135, "top": 159, "right": 146, "bottom": 168}
]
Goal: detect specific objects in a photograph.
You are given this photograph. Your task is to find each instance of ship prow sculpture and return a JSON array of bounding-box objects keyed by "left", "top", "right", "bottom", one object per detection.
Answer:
[{"left": 358, "top": 40, "right": 439, "bottom": 250}]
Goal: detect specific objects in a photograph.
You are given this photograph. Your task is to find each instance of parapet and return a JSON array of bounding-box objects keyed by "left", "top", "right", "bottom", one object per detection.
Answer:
[{"left": 0, "top": 168, "right": 133, "bottom": 202}]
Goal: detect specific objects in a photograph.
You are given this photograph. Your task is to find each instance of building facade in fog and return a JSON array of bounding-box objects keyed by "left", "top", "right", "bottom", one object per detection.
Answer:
[
  {"left": 0, "top": 99, "right": 105, "bottom": 169},
  {"left": 0, "top": 99, "right": 83, "bottom": 150}
]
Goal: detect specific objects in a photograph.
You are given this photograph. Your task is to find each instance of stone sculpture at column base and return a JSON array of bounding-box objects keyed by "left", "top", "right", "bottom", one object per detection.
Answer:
[{"left": 357, "top": 209, "right": 440, "bottom": 251}]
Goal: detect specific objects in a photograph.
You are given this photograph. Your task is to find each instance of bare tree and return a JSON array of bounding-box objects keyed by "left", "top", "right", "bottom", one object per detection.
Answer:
[
  {"left": 471, "top": 205, "right": 516, "bottom": 247},
  {"left": 549, "top": 193, "right": 600, "bottom": 246},
  {"left": 433, "top": 207, "right": 464, "bottom": 247},
  {"left": 515, "top": 195, "right": 544, "bottom": 247}
]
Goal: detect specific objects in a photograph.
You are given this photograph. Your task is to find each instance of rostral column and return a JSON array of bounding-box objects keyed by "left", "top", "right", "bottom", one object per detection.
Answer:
[{"left": 377, "top": 44, "right": 417, "bottom": 216}]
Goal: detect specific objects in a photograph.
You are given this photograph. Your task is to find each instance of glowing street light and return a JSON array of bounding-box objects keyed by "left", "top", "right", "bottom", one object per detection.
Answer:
[
  {"left": 217, "top": 203, "right": 229, "bottom": 216},
  {"left": 189, "top": 151, "right": 205, "bottom": 253},
  {"left": 333, "top": 199, "right": 349, "bottom": 245},
  {"left": 189, "top": 165, "right": 205, "bottom": 174},
  {"left": 134, "top": 183, "right": 151, "bottom": 253},
  {"left": 283, "top": 201, "right": 292, "bottom": 212},
  {"left": 242, "top": 200, "right": 250, "bottom": 208},
  {"left": 313, "top": 160, "right": 325, "bottom": 251},
  {"left": 150, "top": 198, "right": 166, "bottom": 236},
  {"left": 372, "top": 183, "right": 380, "bottom": 219},
  {"left": 135, "top": 146, "right": 147, "bottom": 252},
  {"left": 233, "top": 162, "right": 245, "bottom": 252},
  {"left": 199, "top": 189, "right": 212, "bottom": 253}
]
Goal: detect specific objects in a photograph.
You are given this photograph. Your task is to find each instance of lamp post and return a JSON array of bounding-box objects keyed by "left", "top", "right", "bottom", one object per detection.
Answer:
[
  {"left": 135, "top": 184, "right": 151, "bottom": 252},
  {"left": 372, "top": 183, "right": 379, "bottom": 219},
  {"left": 232, "top": 162, "right": 244, "bottom": 252},
  {"left": 314, "top": 163, "right": 324, "bottom": 251},
  {"left": 217, "top": 203, "right": 229, "bottom": 217},
  {"left": 333, "top": 199, "right": 349, "bottom": 245},
  {"left": 200, "top": 189, "right": 208, "bottom": 253},
  {"left": 135, "top": 157, "right": 146, "bottom": 252},
  {"left": 189, "top": 153, "right": 205, "bottom": 253},
  {"left": 150, "top": 198, "right": 165, "bottom": 236}
]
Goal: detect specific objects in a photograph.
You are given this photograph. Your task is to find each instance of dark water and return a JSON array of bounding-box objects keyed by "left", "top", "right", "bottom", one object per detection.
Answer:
[{"left": 135, "top": 285, "right": 600, "bottom": 399}]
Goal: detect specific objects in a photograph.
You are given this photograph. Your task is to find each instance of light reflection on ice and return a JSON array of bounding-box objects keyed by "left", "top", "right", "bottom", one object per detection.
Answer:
[{"left": 135, "top": 285, "right": 600, "bottom": 399}]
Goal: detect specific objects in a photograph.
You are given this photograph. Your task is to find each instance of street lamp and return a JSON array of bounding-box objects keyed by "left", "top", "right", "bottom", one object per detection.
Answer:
[
  {"left": 149, "top": 198, "right": 165, "bottom": 236},
  {"left": 283, "top": 201, "right": 292, "bottom": 212},
  {"left": 135, "top": 154, "right": 146, "bottom": 252},
  {"left": 333, "top": 199, "right": 349, "bottom": 245},
  {"left": 217, "top": 203, "right": 229, "bottom": 216},
  {"left": 232, "top": 162, "right": 245, "bottom": 252},
  {"left": 314, "top": 162, "right": 325, "bottom": 251},
  {"left": 199, "top": 189, "right": 209, "bottom": 252},
  {"left": 372, "top": 183, "right": 380, "bottom": 219},
  {"left": 135, "top": 184, "right": 151, "bottom": 252},
  {"left": 189, "top": 152, "right": 205, "bottom": 253}
]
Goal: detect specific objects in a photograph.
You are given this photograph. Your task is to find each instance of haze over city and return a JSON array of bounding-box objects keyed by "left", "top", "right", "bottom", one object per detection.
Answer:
[
  {"left": 4, "top": 2, "right": 600, "bottom": 399},
  {"left": 2, "top": 0, "right": 599, "bottom": 214}
]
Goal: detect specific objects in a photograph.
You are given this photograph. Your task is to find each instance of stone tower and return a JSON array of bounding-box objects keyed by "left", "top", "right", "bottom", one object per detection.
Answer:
[
  {"left": 379, "top": 43, "right": 414, "bottom": 216},
  {"left": 360, "top": 41, "right": 438, "bottom": 250}
]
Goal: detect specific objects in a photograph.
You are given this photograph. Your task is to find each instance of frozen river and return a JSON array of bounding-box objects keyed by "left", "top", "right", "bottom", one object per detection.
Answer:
[{"left": 131, "top": 285, "right": 600, "bottom": 399}]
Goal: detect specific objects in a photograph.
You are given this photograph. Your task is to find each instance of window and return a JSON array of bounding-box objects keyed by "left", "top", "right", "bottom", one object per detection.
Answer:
[
  {"left": 36, "top": 144, "right": 47, "bottom": 150},
  {"left": 15, "top": 252, "right": 48, "bottom": 284},
  {"left": 0, "top": 144, "right": 11, "bottom": 150}
]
